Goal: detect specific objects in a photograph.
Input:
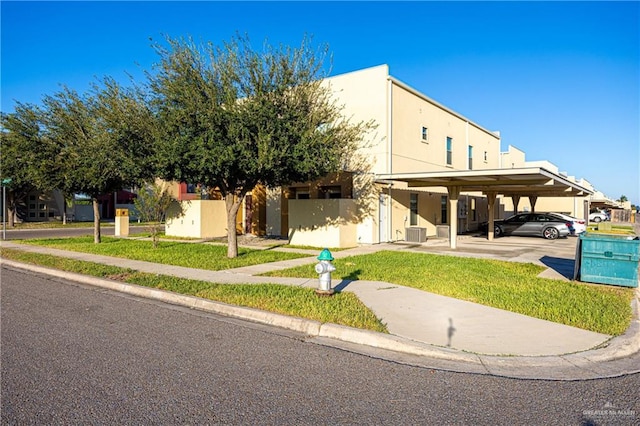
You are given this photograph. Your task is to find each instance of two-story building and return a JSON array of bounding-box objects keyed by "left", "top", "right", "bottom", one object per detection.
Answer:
[{"left": 166, "top": 64, "right": 594, "bottom": 248}]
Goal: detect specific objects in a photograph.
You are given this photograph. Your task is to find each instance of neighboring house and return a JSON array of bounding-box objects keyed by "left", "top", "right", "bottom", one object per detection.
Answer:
[{"left": 15, "top": 189, "right": 136, "bottom": 223}]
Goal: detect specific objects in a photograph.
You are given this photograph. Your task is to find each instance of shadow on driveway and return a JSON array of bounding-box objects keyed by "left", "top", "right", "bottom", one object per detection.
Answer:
[{"left": 539, "top": 255, "right": 575, "bottom": 280}]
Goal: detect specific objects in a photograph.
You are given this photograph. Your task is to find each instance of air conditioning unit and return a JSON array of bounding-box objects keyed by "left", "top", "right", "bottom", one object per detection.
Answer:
[
  {"left": 405, "top": 227, "right": 427, "bottom": 243},
  {"left": 436, "top": 225, "right": 450, "bottom": 239}
]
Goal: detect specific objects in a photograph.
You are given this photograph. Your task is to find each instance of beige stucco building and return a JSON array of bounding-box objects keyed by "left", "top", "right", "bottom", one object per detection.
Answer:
[
  {"left": 265, "top": 64, "right": 506, "bottom": 247},
  {"left": 164, "top": 64, "right": 600, "bottom": 248}
]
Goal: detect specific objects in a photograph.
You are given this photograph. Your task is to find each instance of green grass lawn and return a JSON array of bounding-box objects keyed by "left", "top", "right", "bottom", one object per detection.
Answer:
[
  {"left": 20, "top": 236, "right": 310, "bottom": 270},
  {"left": 586, "top": 224, "right": 636, "bottom": 235},
  {"left": 262, "top": 251, "right": 635, "bottom": 336},
  {"left": 10, "top": 238, "right": 636, "bottom": 336},
  {"left": 0, "top": 248, "right": 387, "bottom": 333}
]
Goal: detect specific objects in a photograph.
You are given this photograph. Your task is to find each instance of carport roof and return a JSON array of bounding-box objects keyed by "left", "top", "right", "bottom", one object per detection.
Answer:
[{"left": 376, "top": 167, "right": 593, "bottom": 197}]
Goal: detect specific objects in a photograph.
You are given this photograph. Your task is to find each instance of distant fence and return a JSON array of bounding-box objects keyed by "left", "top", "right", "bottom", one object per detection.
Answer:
[{"left": 610, "top": 209, "right": 633, "bottom": 223}]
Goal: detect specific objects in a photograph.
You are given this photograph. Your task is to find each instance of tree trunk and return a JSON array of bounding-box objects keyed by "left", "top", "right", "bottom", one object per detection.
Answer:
[
  {"left": 62, "top": 194, "right": 67, "bottom": 225},
  {"left": 151, "top": 223, "right": 159, "bottom": 249},
  {"left": 7, "top": 192, "right": 15, "bottom": 227},
  {"left": 225, "top": 193, "right": 242, "bottom": 258},
  {"left": 92, "top": 197, "right": 101, "bottom": 243}
]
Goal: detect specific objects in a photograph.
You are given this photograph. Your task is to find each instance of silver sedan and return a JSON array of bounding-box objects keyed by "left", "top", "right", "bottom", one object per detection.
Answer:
[{"left": 490, "top": 213, "right": 571, "bottom": 240}]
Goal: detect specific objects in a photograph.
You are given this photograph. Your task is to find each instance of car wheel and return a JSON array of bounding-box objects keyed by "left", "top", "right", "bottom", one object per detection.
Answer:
[
  {"left": 494, "top": 225, "right": 503, "bottom": 237},
  {"left": 593, "top": 217, "right": 601, "bottom": 223},
  {"left": 543, "top": 227, "right": 559, "bottom": 240}
]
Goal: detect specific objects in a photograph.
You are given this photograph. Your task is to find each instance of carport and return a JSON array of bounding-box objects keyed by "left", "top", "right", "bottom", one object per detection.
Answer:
[{"left": 376, "top": 167, "right": 593, "bottom": 249}]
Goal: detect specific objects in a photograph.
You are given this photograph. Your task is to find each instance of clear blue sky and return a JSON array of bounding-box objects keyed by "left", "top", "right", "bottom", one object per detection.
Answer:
[{"left": 2, "top": 1, "right": 638, "bottom": 204}]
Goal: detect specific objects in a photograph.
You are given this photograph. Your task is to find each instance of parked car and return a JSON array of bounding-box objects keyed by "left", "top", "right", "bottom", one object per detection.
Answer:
[
  {"left": 480, "top": 213, "right": 571, "bottom": 240},
  {"left": 588, "top": 211, "right": 609, "bottom": 223},
  {"left": 547, "top": 212, "right": 586, "bottom": 235}
]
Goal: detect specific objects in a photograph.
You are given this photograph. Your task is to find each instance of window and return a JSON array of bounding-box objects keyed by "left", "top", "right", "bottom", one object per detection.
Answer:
[
  {"left": 468, "top": 146, "right": 473, "bottom": 170},
  {"left": 295, "top": 190, "right": 310, "bottom": 199},
  {"left": 471, "top": 198, "right": 477, "bottom": 221},
  {"left": 421, "top": 126, "right": 428, "bottom": 142},
  {"left": 484, "top": 151, "right": 488, "bottom": 162},
  {"left": 441, "top": 196, "right": 448, "bottom": 224},
  {"left": 446, "top": 137, "right": 453, "bottom": 166},
  {"left": 319, "top": 186, "right": 342, "bottom": 199},
  {"left": 410, "top": 193, "right": 418, "bottom": 226}
]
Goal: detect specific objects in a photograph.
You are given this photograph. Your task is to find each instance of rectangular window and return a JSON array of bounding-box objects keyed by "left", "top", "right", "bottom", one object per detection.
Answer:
[
  {"left": 295, "top": 190, "right": 310, "bottom": 199},
  {"left": 484, "top": 151, "right": 488, "bottom": 162},
  {"left": 471, "top": 198, "right": 477, "bottom": 221},
  {"left": 410, "top": 193, "right": 418, "bottom": 226},
  {"left": 468, "top": 146, "right": 473, "bottom": 170},
  {"left": 441, "top": 196, "right": 448, "bottom": 224},
  {"left": 319, "top": 186, "right": 342, "bottom": 199},
  {"left": 421, "top": 126, "right": 428, "bottom": 142},
  {"left": 446, "top": 137, "right": 452, "bottom": 166}
]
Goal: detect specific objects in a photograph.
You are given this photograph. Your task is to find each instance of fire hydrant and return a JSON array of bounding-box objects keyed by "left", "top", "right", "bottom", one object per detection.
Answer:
[{"left": 314, "top": 248, "right": 336, "bottom": 296}]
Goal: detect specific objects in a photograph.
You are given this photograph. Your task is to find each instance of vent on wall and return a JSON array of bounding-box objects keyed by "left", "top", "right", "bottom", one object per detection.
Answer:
[
  {"left": 405, "top": 227, "right": 427, "bottom": 243},
  {"left": 436, "top": 225, "right": 450, "bottom": 239}
]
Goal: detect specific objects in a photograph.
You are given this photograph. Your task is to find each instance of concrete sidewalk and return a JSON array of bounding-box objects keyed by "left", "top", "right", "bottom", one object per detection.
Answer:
[{"left": 2, "top": 238, "right": 638, "bottom": 380}]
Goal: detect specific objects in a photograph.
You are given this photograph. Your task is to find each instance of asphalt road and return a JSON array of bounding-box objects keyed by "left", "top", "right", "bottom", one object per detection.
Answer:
[
  {"left": 2, "top": 268, "right": 639, "bottom": 425},
  {"left": 1, "top": 225, "right": 150, "bottom": 240}
]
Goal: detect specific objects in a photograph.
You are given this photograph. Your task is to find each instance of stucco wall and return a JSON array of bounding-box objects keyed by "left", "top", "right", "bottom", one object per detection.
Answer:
[
  {"left": 500, "top": 145, "right": 526, "bottom": 168},
  {"left": 390, "top": 83, "right": 501, "bottom": 174},
  {"left": 288, "top": 199, "right": 358, "bottom": 248},
  {"left": 500, "top": 195, "right": 589, "bottom": 219},
  {"left": 323, "top": 65, "right": 389, "bottom": 175},
  {"left": 165, "top": 200, "right": 227, "bottom": 239}
]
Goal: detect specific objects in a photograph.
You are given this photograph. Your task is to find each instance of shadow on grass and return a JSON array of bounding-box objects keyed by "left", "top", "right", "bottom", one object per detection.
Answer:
[
  {"left": 340, "top": 269, "right": 362, "bottom": 281},
  {"left": 330, "top": 269, "right": 364, "bottom": 293}
]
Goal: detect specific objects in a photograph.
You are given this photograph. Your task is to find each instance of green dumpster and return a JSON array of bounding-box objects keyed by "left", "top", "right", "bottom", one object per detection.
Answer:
[{"left": 578, "top": 233, "right": 639, "bottom": 287}]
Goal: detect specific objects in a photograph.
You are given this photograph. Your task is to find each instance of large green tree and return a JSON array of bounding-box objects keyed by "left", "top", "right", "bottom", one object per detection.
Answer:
[
  {"left": 0, "top": 103, "right": 57, "bottom": 226},
  {"left": 42, "top": 78, "right": 156, "bottom": 242},
  {"left": 150, "top": 35, "right": 371, "bottom": 257}
]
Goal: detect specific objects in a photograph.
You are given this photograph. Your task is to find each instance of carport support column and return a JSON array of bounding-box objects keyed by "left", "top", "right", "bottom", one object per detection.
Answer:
[
  {"left": 486, "top": 191, "right": 497, "bottom": 241},
  {"left": 447, "top": 186, "right": 461, "bottom": 249},
  {"left": 529, "top": 196, "right": 538, "bottom": 213},
  {"left": 583, "top": 199, "right": 590, "bottom": 222},
  {"left": 511, "top": 195, "right": 520, "bottom": 215}
]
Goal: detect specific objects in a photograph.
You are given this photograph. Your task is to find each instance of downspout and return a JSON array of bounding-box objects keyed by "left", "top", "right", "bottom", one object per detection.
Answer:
[
  {"left": 465, "top": 121, "right": 470, "bottom": 169},
  {"left": 388, "top": 183, "right": 393, "bottom": 242},
  {"left": 387, "top": 77, "right": 393, "bottom": 174},
  {"left": 387, "top": 78, "right": 393, "bottom": 241}
]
